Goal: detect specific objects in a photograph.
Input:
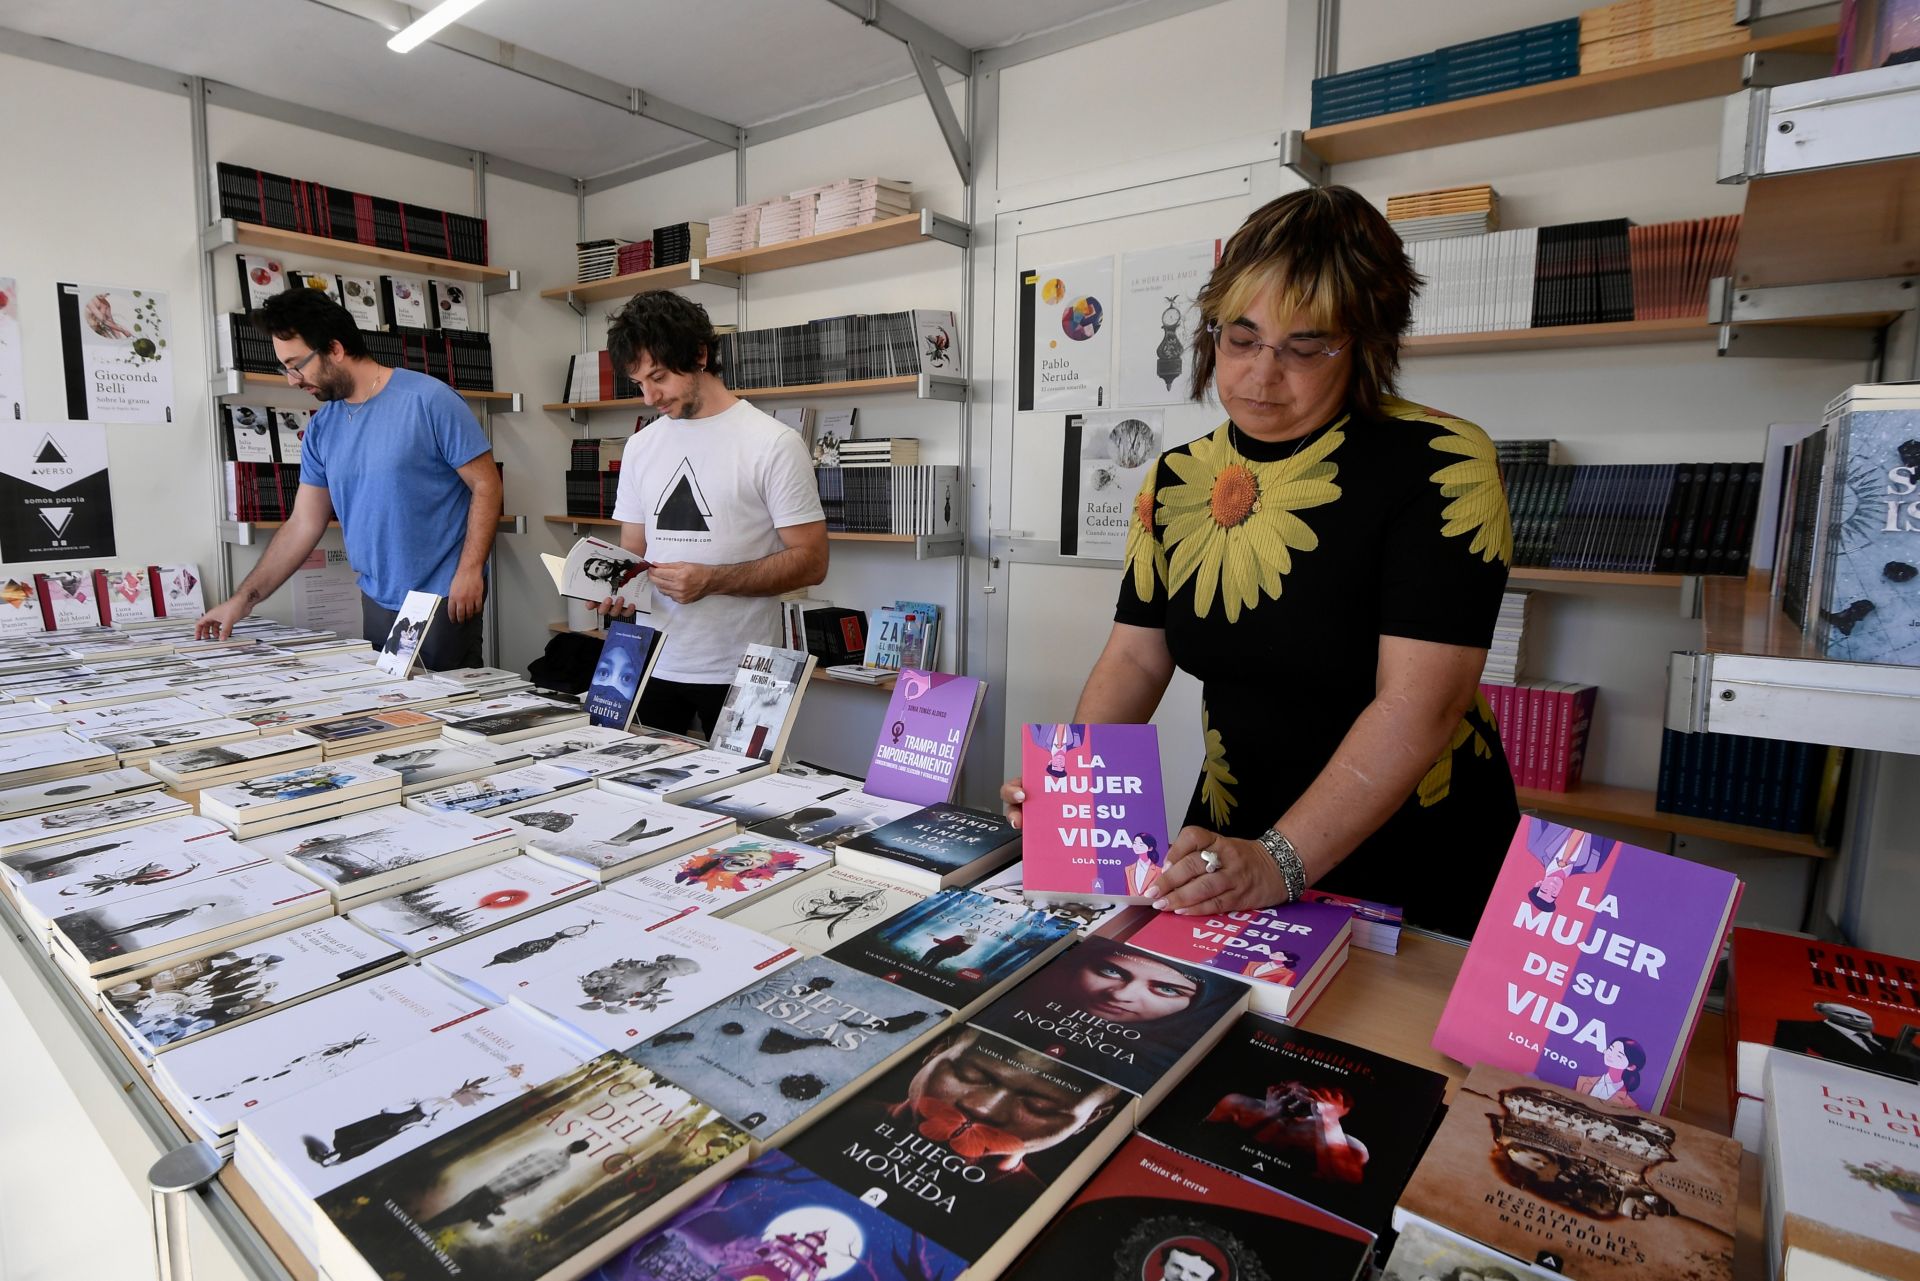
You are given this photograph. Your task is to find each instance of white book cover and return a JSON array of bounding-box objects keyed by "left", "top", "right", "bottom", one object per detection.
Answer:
[
  {"left": 103, "top": 916, "right": 403, "bottom": 1055},
  {"left": 1117, "top": 241, "right": 1215, "bottom": 406},
  {"left": 542, "top": 733, "right": 701, "bottom": 779},
  {"left": 59, "top": 697, "right": 214, "bottom": 735},
  {"left": 157, "top": 966, "right": 487, "bottom": 1139},
  {"left": 346, "top": 854, "right": 594, "bottom": 954},
  {"left": 515, "top": 726, "right": 647, "bottom": 763},
  {"left": 150, "top": 732, "right": 322, "bottom": 780},
  {"left": 272, "top": 409, "right": 307, "bottom": 465},
  {"left": 430, "top": 692, "right": 573, "bottom": 725},
  {"left": 741, "top": 787, "right": 921, "bottom": 851},
  {"left": 96, "top": 568, "right": 159, "bottom": 624},
  {"left": 0, "top": 765, "right": 160, "bottom": 821},
  {"left": 184, "top": 685, "right": 337, "bottom": 717},
  {"left": 686, "top": 771, "right": 853, "bottom": 824},
  {"left": 513, "top": 790, "right": 734, "bottom": 877},
  {"left": 601, "top": 748, "right": 766, "bottom": 799},
  {"left": 972, "top": 862, "right": 1128, "bottom": 936},
  {"left": 616, "top": 833, "right": 830, "bottom": 915},
  {"left": 375, "top": 591, "right": 441, "bottom": 679},
  {"left": 336, "top": 276, "right": 380, "bottom": 329},
  {"left": 0, "top": 788, "right": 187, "bottom": 851},
  {"left": 1765, "top": 1050, "right": 1920, "bottom": 1278},
  {"left": 0, "top": 813, "right": 228, "bottom": 887},
  {"left": 237, "top": 1006, "right": 589, "bottom": 1203},
  {"left": 0, "top": 712, "right": 89, "bottom": 739},
  {"left": 337, "top": 739, "right": 530, "bottom": 795},
  {"left": 37, "top": 679, "right": 181, "bottom": 710},
  {"left": 251, "top": 803, "right": 516, "bottom": 895},
  {"left": 544, "top": 535, "right": 649, "bottom": 608},
  {"left": 35, "top": 571, "right": 101, "bottom": 630},
  {"left": 51, "top": 860, "right": 331, "bottom": 974},
  {"left": 227, "top": 403, "right": 276, "bottom": 461},
  {"left": 200, "top": 760, "right": 400, "bottom": 817},
  {"left": 425, "top": 887, "right": 684, "bottom": 1002},
  {"left": 237, "top": 254, "right": 287, "bottom": 310},
  {"left": 407, "top": 763, "right": 589, "bottom": 816},
  {"left": 429, "top": 279, "right": 473, "bottom": 331},
  {"left": 17, "top": 831, "right": 264, "bottom": 928},
  {"left": 708, "top": 644, "right": 811, "bottom": 763},
  {"left": 152, "top": 565, "right": 205, "bottom": 617},
  {"left": 239, "top": 699, "right": 367, "bottom": 732},
  {"left": 381, "top": 274, "right": 429, "bottom": 328},
  {"left": 504, "top": 908, "right": 796, "bottom": 1052},
  {"left": 56, "top": 282, "right": 174, "bottom": 423},
  {"left": 722, "top": 863, "right": 930, "bottom": 955}
]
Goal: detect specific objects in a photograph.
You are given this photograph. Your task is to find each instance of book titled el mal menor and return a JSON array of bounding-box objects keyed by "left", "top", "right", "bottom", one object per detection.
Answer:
[
  {"left": 1433, "top": 815, "right": 1741, "bottom": 1114},
  {"left": 1020, "top": 722, "right": 1170, "bottom": 906}
]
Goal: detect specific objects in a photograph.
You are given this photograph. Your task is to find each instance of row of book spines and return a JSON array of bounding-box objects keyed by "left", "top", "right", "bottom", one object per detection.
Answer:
[
  {"left": 1627, "top": 216, "right": 1740, "bottom": 321},
  {"left": 814, "top": 466, "right": 954, "bottom": 536},
  {"left": 216, "top": 162, "right": 488, "bottom": 265},
  {"left": 1480, "top": 681, "right": 1596, "bottom": 792},
  {"left": 1503, "top": 460, "right": 1762, "bottom": 574},
  {"left": 1531, "top": 220, "right": 1634, "bottom": 327},
  {"left": 1310, "top": 19, "right": 1578, "bottom": 125},
  {"left": 560, "top": 351, "right": 640, "bottom": 403},
  {"left": 1655, "top": 728, "right": 1838, "bottom": 833},
  {"left": 562, "top": 471, "right": 623, "bottom": 519},
  {"left": 718, "top": 311, "right": 945, "bottom": 390},
  {"left": 222, "top": 315, "right": 495, "bottom": 390},
  {"left": 225, "top": 462, "right": 302, "bottom": 522}
]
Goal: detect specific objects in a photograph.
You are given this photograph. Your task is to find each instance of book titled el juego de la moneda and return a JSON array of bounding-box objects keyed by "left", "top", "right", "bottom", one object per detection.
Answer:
[
  {"left": 1020, "top": 721, "right": 1170, "bottom": 906},
  {"left": 582, "top": 620, "right": 662, "bottom": 729},
  {"left": 1138, "top": 1014, "right": 1448, "bottom": 1238},
  {"left": 1433, "top": 815, "right": 1741, "bottom": 1114}
]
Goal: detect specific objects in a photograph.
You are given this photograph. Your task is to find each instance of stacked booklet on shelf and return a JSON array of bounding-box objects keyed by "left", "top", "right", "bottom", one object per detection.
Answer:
[
  {"left": 1386, "top": 182, "right": 1499, "bottom": 241},
  {"left": 0, "top": 765, "right": 164, "bottom": 821},
  {"left": 252, "top": 803, "right": 523, "bottom": 906},
  {"left": 344, "top": 853, "right": 594, "bottom": 956},
  {"left": 200, "top": 760, "right": 403, "bottom": 839},
  {"left": 333, "top": 737, "right": 530, "bottom": 796}
]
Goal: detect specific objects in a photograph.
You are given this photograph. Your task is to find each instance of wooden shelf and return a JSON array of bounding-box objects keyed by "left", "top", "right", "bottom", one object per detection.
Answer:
[
  {"left": 550, "top": 621, "right": 607, "bottom": 640},
  {"left": 542, "top": 375, "right": 956, "bottom": 413},
  {"left": 222, "top": 516, "right": 523, "bottom": 547},
  {"left": 1516, "top": 781, "right": 1830, "bottom": 857},
  {"left": 540, "top": 211, "right": 966, "bottom": 303},
  {"left": 1303, "top": 26, "right": 1837, "bottom": 165},
  {"left": 545, "top": 515, "right": 621, "bottom": 528},
  {"left": 1701, "top": 573, "right": 1822, "bottom": 660},
  {"left": 209, "top": 220, "right": 514, "bottom": 286},
  {"left": 542, "top": 516, "right": 938, "bottom": 551},
  {"left": 1510, "top": 567, "right": 1692, "bottom": 588},
  {"left": 225, "top": 370, "right": 517, "bottom": 404},
  {"left": 1406, "top": 316, "right": 1714, "bottom": 356}
]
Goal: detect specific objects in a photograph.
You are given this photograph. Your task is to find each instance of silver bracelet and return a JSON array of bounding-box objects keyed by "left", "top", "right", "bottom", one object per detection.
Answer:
[{"left": 1256, "top": 827, "right": 1307, "bottom": 903}]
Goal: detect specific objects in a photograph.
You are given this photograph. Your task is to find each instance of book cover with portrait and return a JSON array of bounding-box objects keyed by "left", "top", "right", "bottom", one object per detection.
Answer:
[
  {"left": 1433, "top": 816, "right": 1741, "bottom": 1114},
  {"left": 1140, "top": 1015, "right": 1446, "bottom": 1237},
  {"left": 781, "top": 1024, "right": 1134, "bottom": 1269},
  {"left": 583, "top": 621, "right": 662, "bottom": 729},
  {"left": 1005, "top": 1134, "right": 1372, "bottom": 1281},
  {"left": 1020, "top": 722, "right": 1170, "bottom": 906},
  {"left": 1394, "top": 1063, "right": 1739, "bottom": 1281}
]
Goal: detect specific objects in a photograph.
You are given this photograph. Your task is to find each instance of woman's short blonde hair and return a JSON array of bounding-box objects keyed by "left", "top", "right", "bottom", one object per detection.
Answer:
[{"left": 1191, "top": 186, "right": 1419, "bottom": 418}]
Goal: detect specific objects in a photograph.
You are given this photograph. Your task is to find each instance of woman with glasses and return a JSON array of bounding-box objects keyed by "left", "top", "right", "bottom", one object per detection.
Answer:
[{"left": 1004, "top": 186, "right": 1515, "bottom": 938}]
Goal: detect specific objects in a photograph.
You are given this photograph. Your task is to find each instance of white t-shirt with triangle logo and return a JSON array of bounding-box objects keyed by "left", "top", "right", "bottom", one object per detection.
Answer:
[{"left": 610, "top": 399, "right": 824, "bottom": 683}]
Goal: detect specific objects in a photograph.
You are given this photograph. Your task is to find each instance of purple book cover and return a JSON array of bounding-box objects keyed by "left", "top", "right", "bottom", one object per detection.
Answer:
[
  {"left": 864, "top": 668, "right": 983, "bottom": 806},
  {"left": 1433, "top": 816, "right": 1742, "bottom": 1113},
  {"left": 1020, "top": 723, "right": 1169, "bottom": 903},
  {"left": 1126, "top": 902, "right": 1353, "bottom": 992}
]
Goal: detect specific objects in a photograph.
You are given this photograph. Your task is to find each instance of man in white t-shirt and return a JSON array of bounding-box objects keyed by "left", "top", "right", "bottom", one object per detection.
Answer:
[{"left": 600, "top": 292, "right": 827, "bottom": 735}]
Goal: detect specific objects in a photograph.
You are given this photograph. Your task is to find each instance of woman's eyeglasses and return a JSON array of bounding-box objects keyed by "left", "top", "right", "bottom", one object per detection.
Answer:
[{"left": 1207, "top": 323, "right": 1348, "bottom": 368}]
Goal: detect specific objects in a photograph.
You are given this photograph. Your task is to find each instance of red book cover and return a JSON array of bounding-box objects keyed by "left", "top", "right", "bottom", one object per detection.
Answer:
[
  {"left": 1539, "top": 682, "right": 1562, "bottom": 792},
  {"left": 597, "top": 350, "right": 614, "bottom": 401},
  {"left": 1564, "top": 686, "right": 1598, "bottom": 789},
  {"left": 1725, "top": 926, "right": 1919, "bottom": 1109},
  {"left": 1521, "top": 683, "right": 1543, "bottom": 790}
]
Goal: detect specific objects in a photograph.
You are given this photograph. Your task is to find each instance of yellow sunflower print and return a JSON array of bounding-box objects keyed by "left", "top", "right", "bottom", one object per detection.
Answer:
[
  {"left": 1200, "top": 706, "right": 1238, "bottom": 827},
  {"left": 1382, "top": 396, "right": 1512, "bottom": 566},
  {"left": 1416, "top": 691, "right": 1498, "bottom": 807},
  {"left": 1122, "top": 468, "right": 1167, "bottom": 603},
  {"left": 1160, "top": 422, "right": 1344, "bottom": 622}
]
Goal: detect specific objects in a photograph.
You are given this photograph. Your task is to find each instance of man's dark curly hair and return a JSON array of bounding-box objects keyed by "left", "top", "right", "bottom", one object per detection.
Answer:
[
  {"left": 253, "top": 287, "right": 369, "bottom": 360},
  {"left": 606, "top": 290, "right": 722, "bottom": 379}
]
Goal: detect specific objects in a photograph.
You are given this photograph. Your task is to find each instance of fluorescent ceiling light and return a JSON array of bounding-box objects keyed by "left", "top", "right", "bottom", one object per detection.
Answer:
[{"left": 387, "top": 0, "right": 490, "bottom": 53}]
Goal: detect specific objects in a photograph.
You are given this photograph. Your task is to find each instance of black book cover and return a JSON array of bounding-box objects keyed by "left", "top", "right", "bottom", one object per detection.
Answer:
[
  {"left": 1654, "top": 463, "right": 1694, "bottom": 569},
  {"left": 780, "top": 1024, "right": 1131, "bottom": 1262},
  {"left": 1691, "top": 461, "right": 1731, "bottom": 569},
  {"left": 1003, "top": 1135, "right": 1372, "bottom": 1281},
  {"left": 823, "top": 888, "right": 1073, "bottom": 1012},
  {"left": 972, "top": 937, "right": 1247, "bottom": 1097},
  {"left": 1017, "top": 270, "right": 1039, "bottom": 410},
  {"left": 1723, "top": 460, "right": 1764, "bottom": 574},
  {"left": 837, "top": 804, "right": 1020, "bottom": 881},
  {"left": 1137, "top": 1014, "right": 1447, "bottom": 1236}
]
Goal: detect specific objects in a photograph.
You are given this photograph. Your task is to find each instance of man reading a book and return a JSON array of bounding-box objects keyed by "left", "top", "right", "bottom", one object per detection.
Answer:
[
  {"left": 195, "top": 290, "right": 502, "bottom": 669},
  {"left": 597, "top": 291, "right": 828, "bottom": 736}
]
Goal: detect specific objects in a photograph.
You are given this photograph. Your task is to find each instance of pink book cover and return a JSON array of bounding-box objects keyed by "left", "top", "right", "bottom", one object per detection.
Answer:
[
  {"left": 1565, "top": 687, "right": 1598, "bottom": 789},
  {"left": 1540, "top": 683, "right": 1564, "bottom": 792},
  {"left": 1432, "top": 815, "right": 1742, "bottom": 1113},
  {"left": 1019, "top": 722, "right": 1169, "bottom": 903},
  {"left": 1127, "top": 901, "right": 1353, "bottom": 995}
]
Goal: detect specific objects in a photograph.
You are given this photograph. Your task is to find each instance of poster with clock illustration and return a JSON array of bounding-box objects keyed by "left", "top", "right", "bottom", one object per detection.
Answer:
[{"left": 1118, "top": 240, "right": 1219, "bottom": 408}]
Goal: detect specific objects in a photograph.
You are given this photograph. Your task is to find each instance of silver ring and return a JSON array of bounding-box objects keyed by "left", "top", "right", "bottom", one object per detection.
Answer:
[{"left": 1201, "top": 849, "right": 1221, "bottom": 873}]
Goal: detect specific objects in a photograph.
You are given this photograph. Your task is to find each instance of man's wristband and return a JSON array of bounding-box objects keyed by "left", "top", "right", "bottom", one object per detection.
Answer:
[{"left": 1256, "top": 827, "right": 1307, "bottom": 903}]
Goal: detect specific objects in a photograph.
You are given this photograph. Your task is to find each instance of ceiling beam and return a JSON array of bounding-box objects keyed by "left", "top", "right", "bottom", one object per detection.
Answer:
[
  {"left": 302, "top": 0, "right": 744, "bottom": 148},
  {"left": 820, "top": 0, "right": 972, "bottom": 73},
  {"left": 907, "top": 42, "right": 970, "bottom": 184}
]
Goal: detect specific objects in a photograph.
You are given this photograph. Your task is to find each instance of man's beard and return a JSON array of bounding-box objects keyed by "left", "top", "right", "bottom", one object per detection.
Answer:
[
  {"left": 309, "top": 365, "right": 355, "bottom": 402},
  {"left": 676, "top": 389, "right": 700, "bottom": 419}
]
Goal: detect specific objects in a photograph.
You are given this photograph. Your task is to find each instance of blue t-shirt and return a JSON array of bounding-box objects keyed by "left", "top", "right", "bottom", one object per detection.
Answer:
[{"left": 300, "top": 369, "right": 491, "bottom": 609}]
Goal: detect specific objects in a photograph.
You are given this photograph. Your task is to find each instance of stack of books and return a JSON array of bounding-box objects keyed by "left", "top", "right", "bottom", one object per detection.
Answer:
[
  {"left": 333, "top": 738, "right": 530, "bottom": 796},
  {"left": 1310, "top": 19, "right": 1579, "bottom": 126},
  {"left": 1302, "top": 889, "right": 1406, "bottom": 954},
  {"left": 1495, "top": 437, "right": 1562, "bottom": 468},
  {"left": 717, "top": 308, "right": 960, "bottom": 389},
  {"left": 344, "top": 854, "right": 593, "bottom": 955},
  {"left": 564, "top": 435, "right": 625, "bottom": 517},
  {"left": 706, "top": 203, "right": 764, "bottom": 253},
  {"left": 1505, "top": 460, "right": 1764, "bottom": 576},
  {"left": 1481, "top": 588, "right": 1531, "bottom": 684},
  {"left": 652, "top": 220, "right": 708, "bottom": 267},
  {"left": 558, "top": 348, "right": 642, "bottom": 404},
  {"left": 254, "top": 803, "right": 523, "bottom": 907},
  {"left": 1656, "top": 728, "right": 1841, "bottom": 833},
  {"left": 406, "top": 761, "right": 594, "bottom": 817},
  {"left": 515, "top": 787, "right": 734, "bottom": 882},
  {"left": 216, "top": 317, "right": 495, "bottom": 393},
  {"left": 813, "top": 177, "right": 912, "bottom": 232},
  {"left": 573, "top": 238, "right": 628, "bottom": 283},
  {"left": 1385, "top": 183, "right": 1499, "bottom": 240},
  {"left": 614, "top": 239, "right": 653, "bottom": 275},
  {"left": 754, "top": 196, "right": 817, "bottom": 246},
  {"left": 1580, "top": 0, "right": 1748, "bottom": 73},
  {"left": 815, "top": 464, "right": 961, "bottom": 536},
  {"left": 1480, "top": 680, "right": 1598, "bottom": 792},
  {"left": 1628, "top": 214, "right": 1741, "bottom": 319},
  {"left": 1121, "top": 900, "right": 1354, "bottom": 1021},
  {"left": 147, "top": 731, "right": 325, "bottom": 791},
  {"left": 433, "top": 692, "right": 590, "bottom": 744},
  {"left": 215, "top": 162, "right": 488, "bottom": 265},
  {"left": 199, "top": 760, "right": 403, "bottom": 839}
]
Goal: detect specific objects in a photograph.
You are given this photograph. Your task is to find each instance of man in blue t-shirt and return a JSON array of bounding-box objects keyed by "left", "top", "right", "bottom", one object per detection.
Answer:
[{"left": 195, "top": 290, "right": 501, "bottom": 669}]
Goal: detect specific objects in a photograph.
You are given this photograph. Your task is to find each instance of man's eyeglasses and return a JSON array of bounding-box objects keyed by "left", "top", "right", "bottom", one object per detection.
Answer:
[
  {"left": 1207, "top": 323, "right": 1348, "bottom": 368},
  {"left": 281, "top": 349, "right": 322, "bottom": 380}
]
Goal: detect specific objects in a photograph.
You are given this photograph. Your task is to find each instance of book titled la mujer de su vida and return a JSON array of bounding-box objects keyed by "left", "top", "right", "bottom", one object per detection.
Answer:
[{"left": 1020, "top": 723, "right": 1169, "bottom": 906}]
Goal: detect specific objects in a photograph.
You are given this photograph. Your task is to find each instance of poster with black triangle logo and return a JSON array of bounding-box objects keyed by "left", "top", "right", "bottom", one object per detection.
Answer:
[{"left": 0, "top": 422, "right": 116, "bottom": 562}]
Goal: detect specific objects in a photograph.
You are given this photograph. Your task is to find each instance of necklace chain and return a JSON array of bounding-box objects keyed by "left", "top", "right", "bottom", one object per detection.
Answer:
[
  {"left": 345, "top": 368, "right": 390, "bottom": 421},
  {"left": 1228, "top": 419, "right": 1318, "bottom": 464}
]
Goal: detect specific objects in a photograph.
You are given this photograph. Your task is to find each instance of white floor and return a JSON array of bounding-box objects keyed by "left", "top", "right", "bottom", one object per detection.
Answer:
[{"left": 0, "top": 971, "right": 250, "bottom": 1281}]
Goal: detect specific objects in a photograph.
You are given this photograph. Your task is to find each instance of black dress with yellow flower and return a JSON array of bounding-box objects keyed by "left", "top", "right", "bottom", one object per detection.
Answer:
[{"left": 1114, "top": 396, "right": 1518, "bottom": 937}]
